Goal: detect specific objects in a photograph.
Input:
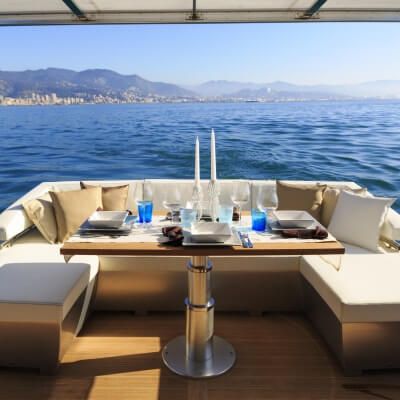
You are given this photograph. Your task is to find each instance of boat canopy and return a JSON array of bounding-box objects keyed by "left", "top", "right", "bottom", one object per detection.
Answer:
[{"left": 0, "top": 0, "right": 400, "bottom": 26}]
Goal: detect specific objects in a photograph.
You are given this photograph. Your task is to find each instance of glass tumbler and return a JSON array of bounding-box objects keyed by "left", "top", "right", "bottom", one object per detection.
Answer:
[
  {"left": 137, "top": 200, "right": 153, "bottom": 224},
  {"left": 218, "top": 205, "right": 234, "bottom": 225},
  {"left": 251, "top": 209, "right": 266, "bottom": 232},
  {"left": 180, "top": 208, "right": 197, "bottom": 229}
]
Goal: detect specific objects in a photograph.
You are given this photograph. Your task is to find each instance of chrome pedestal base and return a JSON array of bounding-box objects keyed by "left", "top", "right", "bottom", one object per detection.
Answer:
[
  {"left": 162, "top": 335, "right": 236, "bottom": 378},
  {"left": 162, "top": 255, "right": 236, "bottom": 378}
]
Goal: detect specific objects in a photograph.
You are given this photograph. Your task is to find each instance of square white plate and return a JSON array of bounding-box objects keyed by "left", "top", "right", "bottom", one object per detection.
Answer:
[
  {"left": 88, "top": 211, "right": 128, "bottom": 229},
  {"left": 183, "top": 227, "right": 241, "bottom": 246},
  {"left": 190, "top": 222, "right": 232, "bottom": 243},
  {"left": 273, "top": 210, "right": 314, "bottom": 229}
]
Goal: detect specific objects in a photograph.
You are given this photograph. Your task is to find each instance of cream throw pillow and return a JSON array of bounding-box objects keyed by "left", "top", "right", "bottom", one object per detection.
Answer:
[
  {"left": 276, "top": 181, "right": 327, "bottom": 221},
  {"left": 328, "top": 191, "right": 395, "bottom": 251},
  {"left": 321, "top": 187, "right": 366, "bottom": 227},
  {"left": 80, "top": 182, "right": 129, "bottom": 211},
  {"left": 50, "top": 187, "right": 102, "bottom": 242},
  {"left": 23, "top": 193, "right": 58, "bottom": 243}
]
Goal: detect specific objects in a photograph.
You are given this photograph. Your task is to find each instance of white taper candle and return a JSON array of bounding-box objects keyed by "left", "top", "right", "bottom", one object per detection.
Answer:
[
  {"left": 210, "top": 128, "right": 216, "bottom": 181},
  {"left": 195, "top": 136, "right": 200, "bottom": 185}
]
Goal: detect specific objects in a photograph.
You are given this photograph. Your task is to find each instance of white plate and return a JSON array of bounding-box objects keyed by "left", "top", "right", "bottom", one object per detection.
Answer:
[
  {"left": 272, "top": 210, "right": 314, "bottom": 229},
  {"left": 268, "top": 220, "right": 317, "bottom": 232},
  {"left": 190, "top": 222, "right": 232, "bottom": 243},
  {"left": 88, "top": 211, "right": 128, "bottom": 229},
  {"left": 183, "top": 227, "right": 241, "bottom": 246}
]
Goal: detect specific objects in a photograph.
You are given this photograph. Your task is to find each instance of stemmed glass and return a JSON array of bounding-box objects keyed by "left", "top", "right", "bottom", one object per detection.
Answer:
[
  {"left": 230, "top": 181, "right": 250, "bottom": 223},
  {"left": 143, "top": 181, "right": 153, "bottom": 203},
  {"left": 163, "top": 188, "right": 182, "bottom": 224},
  {"left": 256, "top": 185, "right": 278, "bottom": 220}
]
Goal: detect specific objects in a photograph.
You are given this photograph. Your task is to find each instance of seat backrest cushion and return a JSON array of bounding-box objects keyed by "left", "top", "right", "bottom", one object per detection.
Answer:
[{"left": 0, "top": 182, "right": 54, "bottom": 241}]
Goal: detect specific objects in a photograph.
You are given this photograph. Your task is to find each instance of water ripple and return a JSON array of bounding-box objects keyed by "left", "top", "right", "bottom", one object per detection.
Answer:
[{"left": 0, "top": 100, "right": 399, "bottom": 211}]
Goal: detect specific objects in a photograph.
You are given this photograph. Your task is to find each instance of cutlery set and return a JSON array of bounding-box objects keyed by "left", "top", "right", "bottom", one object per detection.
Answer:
[{"left": 238, "top": 231, "right": 253, "bottom": 248}]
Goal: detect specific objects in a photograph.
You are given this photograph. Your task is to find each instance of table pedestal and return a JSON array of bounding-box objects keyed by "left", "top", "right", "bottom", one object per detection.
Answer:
[{"left": 162, "top": 255, "right": 236, "bottom": 378}]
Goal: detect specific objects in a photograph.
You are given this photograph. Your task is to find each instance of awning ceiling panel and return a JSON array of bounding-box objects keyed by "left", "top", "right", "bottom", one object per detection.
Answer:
[
  {"left": 1, "top": 0, "right": 400, "bottom": 26},
  {"left": 0, "top": 1, "right": 70, "bottom": 13}
]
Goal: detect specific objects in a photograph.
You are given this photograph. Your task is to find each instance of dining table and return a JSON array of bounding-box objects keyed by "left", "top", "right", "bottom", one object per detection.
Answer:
[{"left": 61, "top": 213, "right": 345, "bottom": 379}]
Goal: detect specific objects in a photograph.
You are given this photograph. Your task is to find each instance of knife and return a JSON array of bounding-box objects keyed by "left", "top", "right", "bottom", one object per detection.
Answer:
[
  {"left": 242, "top": 232, "right": 253, "bottom": 248},
  {"left": 238, "top": 231, "right": 248, "bottom": 248}
]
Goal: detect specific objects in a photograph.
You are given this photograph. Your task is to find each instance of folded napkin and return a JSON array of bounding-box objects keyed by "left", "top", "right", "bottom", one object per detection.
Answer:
[
  {"left": 162, "top": 226, "right": 184, "bottom": 246},
  {"left": 281, "top": 225, "right": 328, "bottom": 240}
]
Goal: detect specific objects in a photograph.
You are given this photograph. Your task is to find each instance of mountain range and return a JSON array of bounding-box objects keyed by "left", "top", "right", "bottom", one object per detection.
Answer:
[
  {"left": 1, "top": 68, "right": 400, "bottom": 101},
  {"left": 0, "top": 68, "right": 194, "bottom": 99}
]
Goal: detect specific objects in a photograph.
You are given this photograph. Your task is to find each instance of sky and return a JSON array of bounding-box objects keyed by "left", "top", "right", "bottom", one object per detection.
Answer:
[{"left": 1, "top": 23, "right": 400, "bottom": 85}]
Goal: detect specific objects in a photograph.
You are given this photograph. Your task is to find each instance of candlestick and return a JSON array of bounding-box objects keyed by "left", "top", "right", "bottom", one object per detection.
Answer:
[
  {"left": 210, "top": 129, "right": 216, "bottom": 181},
  {"left": 195, "top": 136, "right": 200, "bottom": 186}
]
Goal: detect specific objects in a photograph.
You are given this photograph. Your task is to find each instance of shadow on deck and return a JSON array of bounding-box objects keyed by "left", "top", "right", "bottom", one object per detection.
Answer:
[{"left": 0, "top": 311, "right": 400, "bottom": 400}]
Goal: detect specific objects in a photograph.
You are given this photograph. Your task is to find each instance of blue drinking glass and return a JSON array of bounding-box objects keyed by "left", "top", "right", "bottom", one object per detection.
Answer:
[
  {"left": 251, "top": 209, "right": 266, "bottom": 232},
  {"left": 137, "top": 201, "right": 153, "bottom": 224}
]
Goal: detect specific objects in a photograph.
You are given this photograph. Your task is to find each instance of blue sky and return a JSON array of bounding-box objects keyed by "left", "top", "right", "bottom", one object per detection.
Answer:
[{"left": 1, "top": 23, "right": 400, "bottom": 85}]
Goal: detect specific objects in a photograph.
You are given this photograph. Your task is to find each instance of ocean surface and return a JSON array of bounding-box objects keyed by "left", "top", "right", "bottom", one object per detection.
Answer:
[{"left": 0, "top": 101, "right": 399, "bottom": 212}]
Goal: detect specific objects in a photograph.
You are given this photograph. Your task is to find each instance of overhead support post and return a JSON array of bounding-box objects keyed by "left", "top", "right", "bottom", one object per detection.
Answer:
[
  {"left": 188, "top": 0, "right": 201, "bottom": 21},
  {"left": 299, "top": 0, "right": 327, "bottom": 19},
  {"left": 61, "top": 0, "right": 89, "bottom": 21}
]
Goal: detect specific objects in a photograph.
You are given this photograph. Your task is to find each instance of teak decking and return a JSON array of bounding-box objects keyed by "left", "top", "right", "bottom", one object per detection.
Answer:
[{"left": 1, "top": 312, "right": 400, "bottom": 400}]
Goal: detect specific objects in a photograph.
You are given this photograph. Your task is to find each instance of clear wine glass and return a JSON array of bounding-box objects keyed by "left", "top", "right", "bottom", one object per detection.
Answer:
[
  {"left": 143, "top": 181, "right": 153, "bottom": 202},
  {"left": 163, "top": 188, "right": 182, "bottom": 224},
  {"left": 230, "top": 181, "right": 250, "bottom": 223},
  {"left": 256, "top": 185, "right": 278, "bottom": 221}
]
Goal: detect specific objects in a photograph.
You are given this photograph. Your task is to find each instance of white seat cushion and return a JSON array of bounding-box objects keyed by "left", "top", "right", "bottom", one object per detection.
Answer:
[
  {"left": 342, "top": 242, "right": 385, "bottom": 255},
  {"left": 0, "top": 229, "right": 99, "bottom": 329},
  {"left": 301, "top": 253, "right": 400, "bottom": 323},
  {"left": 0, "top": 261, "right": 89, "bottom": 323}
]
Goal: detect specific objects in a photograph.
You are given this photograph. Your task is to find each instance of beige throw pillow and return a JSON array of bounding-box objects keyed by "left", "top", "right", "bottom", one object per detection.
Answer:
[
  {"left": 22, "top": 194, "right": 58, "bottom": 243},
  {"left": 80, "top": 182, "right": 129, "bottom": 211},
  {"left": 321, "top": 187, "right": 367, "bottom": 227},
  {"left": 50, "top": 187, "right": 102, "bottom": 242},
  {"left": 276, "top": 181, "right": 327, "bottom": 221}
]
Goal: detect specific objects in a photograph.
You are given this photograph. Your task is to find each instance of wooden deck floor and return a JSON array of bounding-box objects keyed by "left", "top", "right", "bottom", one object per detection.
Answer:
[{"left": 1, "top": 312, "right": 400, "bottom": 400}]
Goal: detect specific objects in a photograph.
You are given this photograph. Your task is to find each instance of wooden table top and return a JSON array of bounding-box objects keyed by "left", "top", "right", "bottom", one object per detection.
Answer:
[
  {"left": 61, "top": 210, "right": 344, "bottom": 257},
  {"left": 61, "top": 240, "right": 345, "bottom": 257}
]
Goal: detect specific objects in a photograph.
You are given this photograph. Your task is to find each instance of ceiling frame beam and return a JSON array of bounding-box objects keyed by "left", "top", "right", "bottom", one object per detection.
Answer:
[{"left": 1, "top": 9, "right": 400, "bottom": 26}]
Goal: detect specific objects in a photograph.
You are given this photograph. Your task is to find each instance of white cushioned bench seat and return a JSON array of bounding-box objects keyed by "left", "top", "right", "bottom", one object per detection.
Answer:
[
  {"left": 0, "top": 228, "right": 99, "bottom": 372},
  {"left": 300, "top": 253, "right": 400, "bottom": 323},
  {"left": 0, "top": 262, "right": 89, "bottom": 323},
  {"left": 0, "top": 228, "right": 99, "bottom": 332}
]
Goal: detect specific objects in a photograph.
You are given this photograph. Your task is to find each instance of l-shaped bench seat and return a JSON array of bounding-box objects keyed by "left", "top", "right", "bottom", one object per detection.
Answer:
[{"left": 0, "top": 179, "right": 398, "bottom": 375}]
